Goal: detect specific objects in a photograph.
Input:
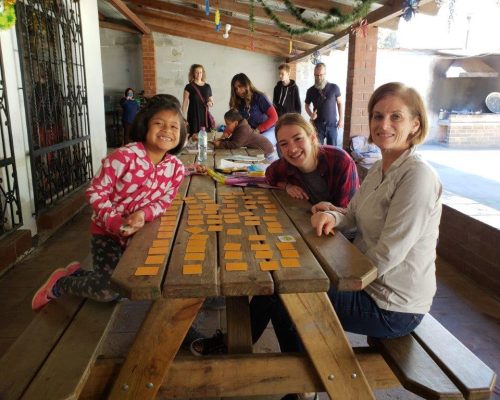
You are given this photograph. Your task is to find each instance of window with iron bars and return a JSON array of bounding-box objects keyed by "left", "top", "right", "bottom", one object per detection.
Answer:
[
  {"left": 16, "top": 0, "right": 92, "bottom": 214},
  {"left": 0, "top": 44, "right": 22, "bottom": 238}
]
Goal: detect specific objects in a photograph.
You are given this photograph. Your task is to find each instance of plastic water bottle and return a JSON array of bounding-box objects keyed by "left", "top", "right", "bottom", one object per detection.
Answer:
[{"left": 198, "top": 126, "right": 207, "bottom": 163}]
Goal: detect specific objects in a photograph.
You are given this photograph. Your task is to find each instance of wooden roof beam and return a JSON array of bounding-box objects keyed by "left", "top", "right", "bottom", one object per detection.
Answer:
[
  {"left": 99, "top": 20, "right": 142, "bottom": 34},
  {"left": 108, "top": 0, "right": 151, "bottom": 34}
]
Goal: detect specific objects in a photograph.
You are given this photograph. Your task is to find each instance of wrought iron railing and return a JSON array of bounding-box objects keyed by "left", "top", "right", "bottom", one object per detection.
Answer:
[
  {"left": 16, "top": 0, "right": 92, "bottom": 214},
  {"left": 0, "top": 44, "right": 22, "bottom": 238}
]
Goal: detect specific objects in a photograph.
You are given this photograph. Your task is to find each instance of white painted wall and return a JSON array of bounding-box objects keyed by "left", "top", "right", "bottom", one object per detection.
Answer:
[
  {"left": 153, "top": 32, "right": 282, "bottom": 127},
  {"left": 0, "top": 0, "right": 106, "bottom": 236},
  {"left": 99, "top": 28, "right": 143, "bottom": 97}
]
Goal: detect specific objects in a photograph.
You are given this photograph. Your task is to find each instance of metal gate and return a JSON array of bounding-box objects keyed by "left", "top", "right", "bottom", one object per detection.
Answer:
[
  {"left": 16, "top": 0, "right": 92, "bottom": 214},
  {"left": 0, "top": 44, "right": 22, "bottom": 238}
]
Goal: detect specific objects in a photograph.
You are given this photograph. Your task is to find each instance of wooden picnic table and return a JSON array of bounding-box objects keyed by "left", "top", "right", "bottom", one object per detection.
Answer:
[{"left": 108, "top": 149, "right": 379, "bottom": 399}]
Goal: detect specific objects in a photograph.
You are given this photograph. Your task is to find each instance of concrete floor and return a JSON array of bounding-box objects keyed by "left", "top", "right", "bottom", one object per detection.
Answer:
[{"left": 1, "top": 207, "right": 499, "bottom": 399}]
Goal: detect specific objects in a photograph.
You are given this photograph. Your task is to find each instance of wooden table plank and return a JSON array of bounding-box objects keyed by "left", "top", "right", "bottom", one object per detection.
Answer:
[
  {"left": 272, "top": 189, "right": 378, "bottom": 291},
  {"left": 108, "top": 297, "right": 204, "bottom": 400},
  {"left": 111, "top": 155, "right": 194, "bottom": 300},
  {"left": 281, "top": 292, "right": 376, "bottom": 399}
]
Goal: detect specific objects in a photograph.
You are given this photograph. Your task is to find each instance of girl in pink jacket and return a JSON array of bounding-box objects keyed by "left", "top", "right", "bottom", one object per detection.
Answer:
[{"left": 32, "top": 95, "right": 187, "bottom": 310}]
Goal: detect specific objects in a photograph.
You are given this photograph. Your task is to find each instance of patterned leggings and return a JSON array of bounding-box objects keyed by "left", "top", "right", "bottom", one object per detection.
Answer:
[{"left": 57, "top": 235, "right": 123, "bottom": 302}]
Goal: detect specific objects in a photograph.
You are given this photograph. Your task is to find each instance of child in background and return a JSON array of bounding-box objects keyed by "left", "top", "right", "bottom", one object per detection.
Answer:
[
  {"left": 32, "top": 95, "right": 187, "bottom": 310},
  {"left": 212, "top": 108, "right": 277, "bottom": 161}
]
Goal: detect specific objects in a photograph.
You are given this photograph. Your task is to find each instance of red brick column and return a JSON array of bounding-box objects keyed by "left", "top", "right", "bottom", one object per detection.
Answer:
[
  {"left": 343, "top": 27, "right": 378, "bottom": 149},
  {"left": 141, "top": 34, "right": 157, "bottom": 97}
]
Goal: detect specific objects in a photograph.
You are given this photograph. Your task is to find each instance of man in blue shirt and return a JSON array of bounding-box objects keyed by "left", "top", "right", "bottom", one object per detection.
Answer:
[{"left": 305, "top": 63, "right": 344, "bottom": 146}]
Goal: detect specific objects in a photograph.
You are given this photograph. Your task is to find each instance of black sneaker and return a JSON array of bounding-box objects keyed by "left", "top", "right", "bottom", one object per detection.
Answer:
[{"left": 190, "top": 329, "right": 227, "bottom": 356}]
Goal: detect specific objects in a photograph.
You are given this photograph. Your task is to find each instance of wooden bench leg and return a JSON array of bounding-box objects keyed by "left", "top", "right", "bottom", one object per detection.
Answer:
[
  {"left": 280, "top": 292, "right": 376, "bottom": 400},
  {"left": 108, "top": 297, "right": 204, "bottom": 400},
  {"left": 226, "top": 296, "right": 253, "bottom": 354}
]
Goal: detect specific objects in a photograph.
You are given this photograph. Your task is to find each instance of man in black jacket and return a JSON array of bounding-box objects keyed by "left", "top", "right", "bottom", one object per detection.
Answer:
[{"left": 273, "top": 64, "right": 302, "bottom": 117}]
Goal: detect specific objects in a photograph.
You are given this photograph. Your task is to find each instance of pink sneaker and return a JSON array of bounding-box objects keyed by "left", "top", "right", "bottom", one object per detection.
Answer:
[{"left": 31, "top": 261, "right": 79, "bottom": 311}]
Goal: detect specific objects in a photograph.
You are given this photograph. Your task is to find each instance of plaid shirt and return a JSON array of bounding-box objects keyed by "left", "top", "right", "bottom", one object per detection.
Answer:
[{"left": 265, "top": 145, "right": 359, "bottom": 207}]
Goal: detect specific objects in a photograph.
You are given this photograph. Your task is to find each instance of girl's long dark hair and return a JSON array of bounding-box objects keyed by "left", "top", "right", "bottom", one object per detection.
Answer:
[{"left": 229, "top": 73, "right": 263, "bottom": 109}]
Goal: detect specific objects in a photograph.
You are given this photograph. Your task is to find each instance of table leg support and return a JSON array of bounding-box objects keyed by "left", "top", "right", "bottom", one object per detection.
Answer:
[
  {"left": 108, "top": 297, "right": 204, "bottom": 400},
  {"left": 280, "top": 292, "right": 375, "bottom": 400},
  {"left": 226, "top": 296, "right": 253, "bottom": 354}
]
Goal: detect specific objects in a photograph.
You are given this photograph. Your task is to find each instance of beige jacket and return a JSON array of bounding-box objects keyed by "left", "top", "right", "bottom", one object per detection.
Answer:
[{"left": 327, "top": 147, "right": 442, "bottom": 314}]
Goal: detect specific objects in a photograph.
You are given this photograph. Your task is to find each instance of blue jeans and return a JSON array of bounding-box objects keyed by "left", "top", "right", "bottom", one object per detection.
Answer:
[
  {"left": 315, "top": 121, "right": 338, "bottom": 146},
  {"left": 250, "top": 289, "right": 424, "bottom": 352}
]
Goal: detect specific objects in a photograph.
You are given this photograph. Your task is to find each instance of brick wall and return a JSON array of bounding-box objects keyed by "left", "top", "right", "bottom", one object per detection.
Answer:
[
  {"left": 141, "top": 34, "right": 157, "bottom": 97},
  {"left": 344, "top": 28, "right": 378, "bottom": 150}
]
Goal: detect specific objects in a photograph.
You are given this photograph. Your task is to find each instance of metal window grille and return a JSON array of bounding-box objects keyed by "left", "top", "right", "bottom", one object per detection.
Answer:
[
  {"left": 16, "top": 0, "right": 92, "bottom": 214},
  {"left": 0, "top": 44, "right": 23, "bottom": 238}
]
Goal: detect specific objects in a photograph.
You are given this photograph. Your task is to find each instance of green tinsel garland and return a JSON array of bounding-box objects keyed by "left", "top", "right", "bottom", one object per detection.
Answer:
[
  {"left": 256, "top": 0, "right": 375, "bottom": 35},
  {"left": 0, "top": 4, "right": 16, "bottom": 31},
  {"left": 249, "top": 0, "right": 255, "bottom": 32}
]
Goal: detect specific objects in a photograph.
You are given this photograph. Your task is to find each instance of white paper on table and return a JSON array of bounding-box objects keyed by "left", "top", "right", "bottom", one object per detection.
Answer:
[
  {"left": 218, "top": 159, "right": 251, "bottom": 169},
  {"left": 224, "top": 154, "right": 265, "bottom": 162}
]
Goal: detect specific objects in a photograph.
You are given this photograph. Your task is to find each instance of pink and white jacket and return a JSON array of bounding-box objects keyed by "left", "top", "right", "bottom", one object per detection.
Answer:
[{"left": 86, "top": 142, "right": 185, "bottom": 243}]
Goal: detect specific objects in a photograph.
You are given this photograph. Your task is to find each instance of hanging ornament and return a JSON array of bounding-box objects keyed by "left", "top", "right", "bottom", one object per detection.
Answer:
[
  {"left": 351, "top": 19, "right": 368, "bottom": 37},
  {"left": 205, "top": 0, "right": 210, "bottom": 16},
  {"left": 0, "top": 1, "right": 16, "bottom": 31},
  {"left": 401, "top": 0, "right": 419, "bottom": 22},
  {"left": 214, "top": 8, "right": 221, "bottom": 31},
  {"left": 249, "top": 0, "right": 255, "bottom": 33},
  {"left": 223, "top": 23, "right": 231, "bottom": 39},
  {"left": 250, "top": 37, "right": 255, "bottom": 51},
  {"left": 310, "top": 51, "right": 321, "bottom": 65},
  {"left": 289, "top": 38, "right": 293, "bottom": 54}
]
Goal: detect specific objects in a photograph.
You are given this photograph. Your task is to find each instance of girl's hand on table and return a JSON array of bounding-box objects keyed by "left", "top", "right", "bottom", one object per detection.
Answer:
[
  {"left": 311, "top": 212, "right": 336, "bottom": 237},
  {"left": 285, "top": 183, "right": 309, "bottom": 200},
  {"left": 121, "top": 210, "right": 145, "bottom": 237}
]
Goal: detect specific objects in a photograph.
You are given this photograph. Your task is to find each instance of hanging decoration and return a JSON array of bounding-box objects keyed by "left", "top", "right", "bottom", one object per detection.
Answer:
[
  {"left": 447, "top": 0, "right": 456, "bottom": 30},
  {"left": 310, "top": 50, "right": 321, "bottom": 65},
  {"left": 215, "top": 8, "right": 221, "bottom": 32},
  {"left": 0, "top": 0, "right": 16, "bottom": 31},
  {"left": 256, "top": 0, "right": 374, "bottom": 35},
  {"left": 401, "top": 0, "right": 419, "bottom": 22},
  {"left": 249, "top": 0, "right": 256, "bottom": 33},
  {"left": 350, "top": 18, "right": 368, "bottom": 37},
  {"left": 223, "top": 23, "right": 231, "bottom": 39},
  {"left": 289, "top": 38, "right": 293, "bottom": 54},
  {"left": 205, "top": 0, "right": 210, "bottom": 16}
]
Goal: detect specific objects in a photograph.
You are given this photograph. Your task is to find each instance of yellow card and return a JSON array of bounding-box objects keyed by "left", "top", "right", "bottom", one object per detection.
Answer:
[
  {"left": 183, "top": 264, "right": 202, "bottom": 275},
  {"left": 263, "top": 216, "right": 277, "bottom": 221},
  {"left": 249, "top": 234, "right": 266, "bottom": 241},
  {"left": 158, "top": 225, "right": 174, "bottom": 232},
  {"left": 152, "top": 239, "right": 170, "bottom": 247},
  {"left": 245, "top": 205, "right": 258, "bottom": 210},
  {"left": 226, "top": 262, "right": 248, "bottom": 271},
  {"left": 268, "top": 227, "right": 283, "bottom": 234},
  {"left": 157, "top": 231, "right": 173, "bottom": 239},
  {"left": 160, "top": 220, "right": 176, "bottom": 226},
  {"left": 225, "top": 219, "right": 240, "bottom": 224},
  {"left": 263, "top": 204, "right": 277, "bottom": 209},
  {"left": 245, "top": 216, "right": 260, "bottom": 221},
  {"left": 203, "top": 210, "right": 218, "bottom": 215},
  {"left": 221, "top": 208, "right": 235, "bottom": 214},
  {"left": 223, "top": 213, "right": 239, "bottom": 219},
  {"left": 135, "top": 266, "right": 160, "bottom": 276},
  {"left": 188, "top": 214, "right": 204, "bottom": 220},
  {"left": 186, "top": 245, "right": 205, "bottom": 253},
  {"left": 265, "top": 209, "right": 278, "bottom": 214},
  {"left": 205, "top": 204, "right": 220, "bottom": 209},
  {"left": 276, "top": 242, "right": 295, "bottom": 250},
  {"left": 227, "top": 229, "right": 242, "bottom": 235},
  {"left": 244, "top": 200, "right": 257, "bottom": 205},
  {"left": 191, "top": 234, "right": 209, "bottom": 240},
  {"left": 260, "top": 261, "right": 279, "bottom": 271},
  {"left": 245, "top": 221, "right": 260, "bottom": 226},
  {"left": 266, "top": 222, "right": 282, "bottom": 228},
  {"left": 188, "top": 204, "right": 203, "bottom": 209},
  {"left": 187, "top": 220, "right": 202, "bottom": 226},
  {"left": 186, "top": 227, "right": 205, "bottom": 234},
  {"left": 185, "top": 253, "right": 205, "bottom": 261},
  {"left": 281, "top": 258, "right": 300, "bottom": 268},
  {"left": 188, "top": 209, "right": 202, "bottom": 215},
  {"left": 225, "top": 251, "right": 242, "bottom": 260},
  {"left": 239, "top": 211, "right": 254, "bottom": 216},
  {"left": 255, "top": 250, "right": 274, "bottom": 259},
  {"left": 145, "top": 255, "right": 165, "bottom": 264},
  {"left": 148, "top": 246, "right": 169, "bottom": 255},
  {"left": 251, "top": 243, "right": 271, "bottom": 251},
  {"left": 188, "top": 240, "right": 207, "bottom": 247},
  {"left": 281, "top": 249, "right": 299, "bottom": 258},
  {"left": 224, "top": 243, "right": 241, "bottom": 251},
  {"left": 208, "top": 225, "right": 223, "bottom": 232},
  {"left": 207, "top": 220, "right": 222, "bottom": 225},
  {"left": 161, "top": 215, "right": 177, "bottom": 221}
]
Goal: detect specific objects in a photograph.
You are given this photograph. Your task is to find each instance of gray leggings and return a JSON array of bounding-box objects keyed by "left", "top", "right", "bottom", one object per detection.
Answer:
[{"left": 57, "top": 235, "right": 123, "bottom": 302}]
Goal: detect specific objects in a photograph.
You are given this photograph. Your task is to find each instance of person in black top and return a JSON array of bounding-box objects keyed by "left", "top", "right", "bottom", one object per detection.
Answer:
[
  {"left": 273, "top": 63, "right": 301, "bottom": 117},
  {"left": 305, "top": 63, "right": 344, "bottom": 146},
  {"left": 120, "top": 87, "right": 140, "bottom": 145},
  {"left": 182, "top": 64, "right": 214, "bottom": 140}
]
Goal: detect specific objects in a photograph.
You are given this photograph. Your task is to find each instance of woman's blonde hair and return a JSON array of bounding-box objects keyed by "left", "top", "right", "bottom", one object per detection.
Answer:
[
  {"left": 275, "top": 113, "right": 319, "bottom": 158},
  {"left": 188, "top": 64, "right": 206, "bottom": 83},
  {"left": 368, "top": 82, "right": 429, "bottom": 146}
]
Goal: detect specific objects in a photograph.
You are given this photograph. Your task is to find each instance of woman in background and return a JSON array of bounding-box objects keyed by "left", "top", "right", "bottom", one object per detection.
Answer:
[{"left": 120, "top": 87, "right": 140, "bottom": 145}]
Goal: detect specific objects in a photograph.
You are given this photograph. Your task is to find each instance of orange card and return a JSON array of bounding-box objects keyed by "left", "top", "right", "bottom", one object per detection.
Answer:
[
  {"left": 135, "top": 266, "right": 160, "bottom": 276},
  {"left": 245, "top": 221, "right": 260, "bottom": 226},
  {"left": 188, "top": 214, "right": 204, "bottom": 220},
  {"left": 207, "top": 220, "right": 222, "bottom": 225},
  {"left": 224, "top": 243, "right": 241, "bottom": 251},
  {"left": 245, "top": 216, "right": 260, "bottom": 221},
  {"left": 191, "top": 234, "right": 209, "bottom": 240},
  {"left": 254, "top": 250, "right": 274, "bottom": 259},
  {"left": 152, "top": 239, "right": 170, "bottom": 247},
  {"left": 208, "top": 225, "right": 223, "bottom": 232},
  {"left": 158, "top": 225, "right": 174, "bottom": 232},
  {"left": 188, "top": 240, "right": 207, "bottom": 247},
  {"left": 265, "top": 209, "right": 278, "bottom": 214},
  {"left": 203, "top": 210, "right": 218, "bottom": 215},
  {"left": 225, "top": 251, "right": 242, "bottom": 260},
  {"left": 221, "top": 208, "right": 235, "bottom": 214},
  {"left": 260, "top": 261, "right": 279, "bottom": 271},
  {"left": 248, "top": 234, "right": 266, "bottom": 241},
  {"left": 251, "top": 243, "right": 271, "bottom": 251},
  {"left": 185, "top": 253, "right": 205, "bottom": 261},
  {"left": 266, "top": 222, "right": 282, "bottom": 228},
  {"left": 245, "top": 205, "right": 258, "bottom": 210},
  {"left": 227, "top": 229, "right": 242, "bottom": 235},
  {"left": 145, "top": 255, "right": 165, "bottom": 264},
  {"left": 225, "top": 219, "right": 240, "bottom": 224},
  {"left": 157, "top": 231, "right": 173, "bottom": 239},
  {"left": 183, "top": 264, "right": 202, "bottom": 275},
  {"left": 223, "top": 213, "right": 239, "bottom": 219},
  {"left": 186, "top": 245, "right": 205, "bottom": 253},
  {"left": 148, "top": 246, "right": 169, "bottom": 255},
  {"left": 161, "top": 215, "right": 177, "bottom": 221},
  {"left": 239, "top": 211, "right": 254, "bottom": 216},
  {"left": 226, "top": 262, "right": 248, "bottom": 271},
  {"left": 163, "top": 210, "right": 178, "bottom": 216},
  {"left": 188, "top": 209, "right": 202, "bottom": 215},
  {"left": 263, "top": 216, "right": 277, "bottom": 221},
  {"left": 244, "top": 200, "right": 257, "bottom": 205},
  {"left": 160, "top": 220, "right": 176, "bottom": 226},
  {"left": 281, "top": 258, "right": 300, "bottom": 268},
  {"left": 281, "top": 249, "right": 299, "bottom": 258},
  {"left": 186, "top": 227, "right": 205, "bottom": 234},
  {"left": 263, "top": 204, "right": 277, "bottom": 209},
  {"left": 188, "top": 204, "right": 203, "bottom": 209},
  {"left": 276, "top": 242, "right": 295, "bottom": 250},
  {"left": 268, "top": 227, "right": 283, "bottom": 234}
]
